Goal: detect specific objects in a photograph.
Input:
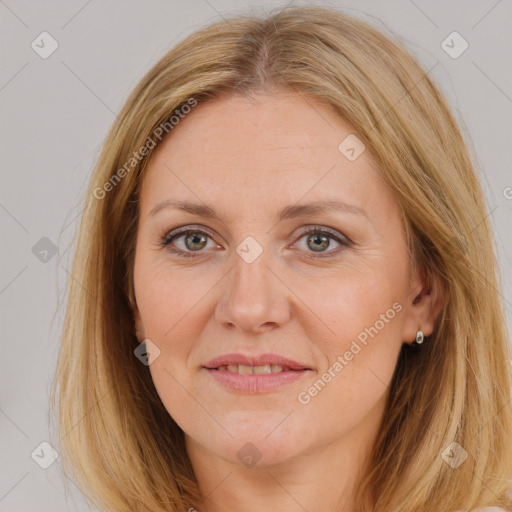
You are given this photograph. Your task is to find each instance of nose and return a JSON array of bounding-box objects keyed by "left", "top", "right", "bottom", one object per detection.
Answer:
[{"left": 214, "top": 250, "right": 292, "bottom": 333}]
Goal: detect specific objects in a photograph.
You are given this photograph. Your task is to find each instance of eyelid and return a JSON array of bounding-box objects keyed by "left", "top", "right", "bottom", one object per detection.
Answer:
[
  {"left": 162, "top": 224, "right": 220, "bottom": 243},
  {"left": 292, "top": 225, "right": 350, "bottom": 244},
  {"left": 289, "top": 226, "right": 350, "bottom": 259},
  {"left": 162, "top": 224, "right": 349, "bottom": 243},
  {"left": 161, "top": 224, "right": 351, "bottom": 258}
]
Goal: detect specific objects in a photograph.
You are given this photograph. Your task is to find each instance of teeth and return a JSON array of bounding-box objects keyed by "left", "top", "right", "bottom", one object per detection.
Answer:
[
  {"left": 238, "top": 364, "right": 253, "bottom": 375},
  {"left": 253, "top": 365, "right": 272, "bottom": 374},
  {"left": 216, "top": 364, "right": 287, "bottom": 374}
]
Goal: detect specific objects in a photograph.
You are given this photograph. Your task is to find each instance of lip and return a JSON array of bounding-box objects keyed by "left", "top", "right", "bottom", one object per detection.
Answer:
[
  {"left": 203, "top": 353, "right": 312, "bottom": 371},
  {"left": 202, "top": 352, "right": 313, "bottom": 394}
]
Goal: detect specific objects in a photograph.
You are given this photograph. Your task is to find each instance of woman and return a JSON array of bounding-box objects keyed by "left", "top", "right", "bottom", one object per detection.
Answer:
[{"left": 50, "top": 5, "right": 512, "bottom": 511}]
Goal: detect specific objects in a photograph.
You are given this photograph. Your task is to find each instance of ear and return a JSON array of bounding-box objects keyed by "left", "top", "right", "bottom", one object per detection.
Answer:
[
  {"left": 401, "top": 268, "right": 445, "bottom": 345},
  {"left": 132, "top": 303, "right": 146, "bottom": 343}
]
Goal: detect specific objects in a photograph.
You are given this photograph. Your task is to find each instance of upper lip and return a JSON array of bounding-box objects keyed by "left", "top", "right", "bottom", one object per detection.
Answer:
[{"left": 203, "top": 353, "right": 312, "bottom": 371}]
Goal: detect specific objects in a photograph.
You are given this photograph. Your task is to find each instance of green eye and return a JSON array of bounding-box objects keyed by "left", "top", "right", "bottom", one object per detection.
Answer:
[{"left": 162, "top": 225, "right": 350, "bottom": 259}]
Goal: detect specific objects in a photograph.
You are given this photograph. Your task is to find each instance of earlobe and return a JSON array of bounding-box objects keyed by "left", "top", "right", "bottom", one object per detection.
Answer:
[
  {"left": 402, "top": 270, "right": 445, "bottom": 345},
  {"left": 132, "top": 306, "right": 145, "bottom": 343}
]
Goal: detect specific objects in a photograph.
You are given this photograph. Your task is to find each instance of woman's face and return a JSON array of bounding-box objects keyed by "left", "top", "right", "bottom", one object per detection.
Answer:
[{"left": 132, "top": 91, "right": 432, "bottom": 469}]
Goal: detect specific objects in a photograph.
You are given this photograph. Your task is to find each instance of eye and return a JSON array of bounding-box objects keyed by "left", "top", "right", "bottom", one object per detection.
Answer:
[
  {"left": 161, "top": 225, "right": 350, "bottom": 259},
  {"left": 162, "top": 226, "right": 219, "bottom": 258},
  {"left": 292, "top": 226, "right": 350, "bottom": 259}
]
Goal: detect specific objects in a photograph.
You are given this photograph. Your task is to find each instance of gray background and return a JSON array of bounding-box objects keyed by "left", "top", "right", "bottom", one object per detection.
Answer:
[{"left": 1, "top": 0, "right": 511, "bottom": 510}]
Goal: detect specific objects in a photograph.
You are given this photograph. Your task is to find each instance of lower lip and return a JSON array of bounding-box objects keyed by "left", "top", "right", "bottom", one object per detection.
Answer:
[{"left": 204, "top": 368, "right": 310, "bottom": 393}]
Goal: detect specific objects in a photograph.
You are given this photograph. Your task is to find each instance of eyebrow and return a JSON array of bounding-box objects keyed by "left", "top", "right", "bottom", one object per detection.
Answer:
[{"left": 149, "top": 199, "right": 369, "bottom": 223}]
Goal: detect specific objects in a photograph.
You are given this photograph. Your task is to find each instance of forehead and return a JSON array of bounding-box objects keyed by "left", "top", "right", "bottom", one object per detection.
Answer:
[{"left": 140, "top": 92, "right": 398, "bottom": 227}]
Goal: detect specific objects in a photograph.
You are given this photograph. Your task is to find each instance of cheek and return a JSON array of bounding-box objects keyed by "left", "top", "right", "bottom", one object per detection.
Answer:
[
  {"left": 133, "top": 253, "right": 215, "bottom": 343},
  {"left": 148, "top": 358, "right": 221, "bottom": 448},
  {"left": 292, "top": 264, "right": 404, "bottom": 427},
  {"left": 295, "top": 322, "right": 402, "bottom": 444},
  {"left": 133, "top": 258, "right": 214, "bottom": 434},
  {"left": 292, "top": 257, "right": 404, "bottom": 354}
]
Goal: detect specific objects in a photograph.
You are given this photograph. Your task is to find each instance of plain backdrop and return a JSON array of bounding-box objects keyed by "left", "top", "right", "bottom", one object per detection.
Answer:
[{"left": 1, "top": 0, "right": 511, "bottom": 510}]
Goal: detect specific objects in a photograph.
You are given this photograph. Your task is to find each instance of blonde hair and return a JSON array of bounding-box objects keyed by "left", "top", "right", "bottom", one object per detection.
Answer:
[{"left": 50, "top": 5, "right": 512, "bottom": 511}]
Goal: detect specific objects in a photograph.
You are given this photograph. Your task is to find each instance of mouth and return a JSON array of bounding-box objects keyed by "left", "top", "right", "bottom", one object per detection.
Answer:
[
  {"left": 203, "top": 352, "right": 312, "bottom": 371},
  {"left": 210, "top": 364, "right": 296, "bottom": 374},
  {"left": 202, "top": 353, "right": 313, "bottom": 393}
]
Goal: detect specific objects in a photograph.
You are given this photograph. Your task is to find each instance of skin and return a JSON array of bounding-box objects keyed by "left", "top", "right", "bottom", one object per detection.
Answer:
[{"left": 132, "top": 90, "right": 444, "bottom": 511}]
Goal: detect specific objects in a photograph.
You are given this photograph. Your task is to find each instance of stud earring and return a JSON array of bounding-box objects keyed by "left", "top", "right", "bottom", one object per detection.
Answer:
[{"left": 415, "top": 329, "right": 424, "bottom": 344}]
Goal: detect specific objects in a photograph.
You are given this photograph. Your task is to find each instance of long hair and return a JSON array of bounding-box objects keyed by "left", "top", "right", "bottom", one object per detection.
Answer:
[{"left": 50, "top": 5, "right": 512, "bottom": 511}]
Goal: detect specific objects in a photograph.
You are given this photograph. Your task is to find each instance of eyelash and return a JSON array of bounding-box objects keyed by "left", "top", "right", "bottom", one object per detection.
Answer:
[{"left": 161, "top": 225, "right": 350, "bottom": 260}]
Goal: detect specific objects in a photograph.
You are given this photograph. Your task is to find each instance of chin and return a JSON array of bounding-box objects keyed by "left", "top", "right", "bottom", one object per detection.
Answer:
[{"left": 203, "top": 409, "right": 309, "bottom": 468}]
